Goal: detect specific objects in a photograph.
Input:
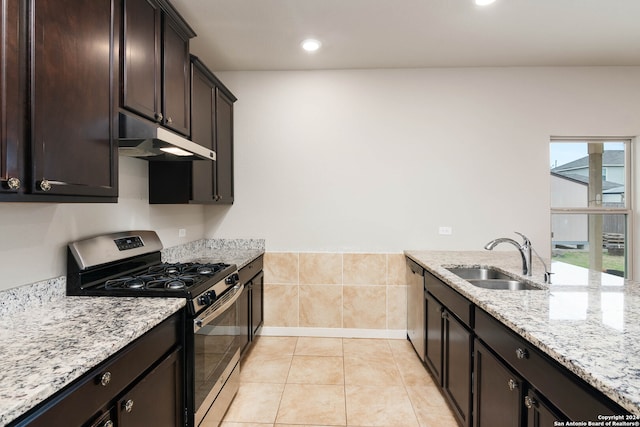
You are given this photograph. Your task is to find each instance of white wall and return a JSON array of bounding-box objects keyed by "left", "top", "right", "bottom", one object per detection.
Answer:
[
  {"left": 2, "top": 66, "right": 639, "bottom": 291},
  {"left": 205, "top": 67, "right": 640, "bottom": 265},
  {"left": 0, "top": 157, "right": 205, "bottom": 291}
]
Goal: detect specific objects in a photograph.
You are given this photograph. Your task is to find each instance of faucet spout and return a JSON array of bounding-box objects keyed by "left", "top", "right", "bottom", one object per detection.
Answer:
[{"left": 484, "top": 232, "right": 532, "bottom": 276}]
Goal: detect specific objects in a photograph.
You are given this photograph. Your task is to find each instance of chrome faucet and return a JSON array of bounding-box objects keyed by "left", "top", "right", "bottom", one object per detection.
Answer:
[{"left": 484, "top": 232, "right": 532, "bottom": 276}]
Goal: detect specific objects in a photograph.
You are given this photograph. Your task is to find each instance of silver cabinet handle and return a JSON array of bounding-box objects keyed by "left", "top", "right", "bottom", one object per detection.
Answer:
[
  {"left": 102, "top": 420, "right": 114, "bottom": 427},
  {"left": 39, "top": 179, "right": 51, "bottom": 192},
  {"left": 508, "top": 379, "right": 518, "bottom": 391},
  {"left": 7, "top": 177, "right": 20, "bottom": 190},
  {"left": 524, "top": 395, "right": 536, "bottom": 409},
  {"left": 123, "top": 399, "right": 134, "bottom": 413},
  {"left": 166, "top": 116, "right": 173, "bottom": 124},
  {"left": 155, "top": 112, "right": 163, "bottom": 121},
  {"left": 516, "top": 348, "right": 529, "bottom": 360},
  {"left": 99, "top": 371, "right": 111, "bottom": 386}
]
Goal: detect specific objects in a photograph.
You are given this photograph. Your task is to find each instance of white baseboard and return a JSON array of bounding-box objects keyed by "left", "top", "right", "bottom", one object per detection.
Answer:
[{"left": 259, "top": 326, "right": 407, "bottom": 340}]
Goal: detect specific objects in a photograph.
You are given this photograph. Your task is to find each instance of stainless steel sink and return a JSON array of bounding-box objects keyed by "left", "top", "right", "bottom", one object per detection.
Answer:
[
  {"left": 467, "top": 279, "right": 541, "bottom": 291},
  {"left": 446, "top": 267, "right": 513, "bottom": 280},
  {"left": 446, "top": 267, "right": 542, "bottom": 290}
]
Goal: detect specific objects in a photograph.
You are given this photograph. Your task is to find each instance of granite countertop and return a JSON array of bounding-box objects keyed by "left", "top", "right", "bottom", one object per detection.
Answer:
[
  {"left": 405, "top": 250, "right": 640, "bottom": 416},
  {"left": 0, "top": 294, "right": 185, "bottom": 426}
]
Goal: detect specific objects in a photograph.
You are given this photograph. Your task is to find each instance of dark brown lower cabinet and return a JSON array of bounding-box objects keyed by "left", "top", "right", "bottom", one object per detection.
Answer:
[
  {"left": 238, "top": 256, "right": 264, "bottom": 356},
  {"left": 424, "top": 290, "right": 443, "bottom": 383},
  {"left": 473, "top": 339, "right": 524, "bottom": 427},
  {"left": 9, "top": 312, "right": 184, "bottom": 427},
  {"left": 118, "top": 348, "right": 183, "bottom": 426},
  {"left": 423, "top": 289, "right": 472, "bottom": 427},
  {"left": 442, "top": 310, "right": 473, "bottom": 427},
  {"left": 525, "top": 390, "right": 564, "bottom": 427}
]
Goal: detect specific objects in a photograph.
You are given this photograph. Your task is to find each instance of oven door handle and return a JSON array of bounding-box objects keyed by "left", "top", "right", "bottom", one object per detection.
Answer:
[{"left": 194, "top": 284, "right": 244, "bottom": 332}]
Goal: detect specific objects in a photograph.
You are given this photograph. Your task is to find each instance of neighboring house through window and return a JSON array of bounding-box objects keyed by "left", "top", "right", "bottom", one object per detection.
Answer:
[{"left": 550, "top": 139, "right": 632, "bottom": 277}]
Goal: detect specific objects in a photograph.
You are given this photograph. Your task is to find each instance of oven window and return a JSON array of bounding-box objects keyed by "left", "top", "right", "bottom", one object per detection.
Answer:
[{"left": 193, "top": 301, "right": 240, "bottom": 413}]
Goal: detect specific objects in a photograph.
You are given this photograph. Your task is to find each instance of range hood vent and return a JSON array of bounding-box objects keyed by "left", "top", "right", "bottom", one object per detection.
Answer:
[{"left": 118, "top": 112, "right": 215, "bottom": 161}]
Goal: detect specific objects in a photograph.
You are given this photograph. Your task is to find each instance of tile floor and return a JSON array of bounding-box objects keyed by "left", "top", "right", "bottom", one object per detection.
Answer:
[{"left": 210, "top": 336, "right": 459, "bottom": 427}]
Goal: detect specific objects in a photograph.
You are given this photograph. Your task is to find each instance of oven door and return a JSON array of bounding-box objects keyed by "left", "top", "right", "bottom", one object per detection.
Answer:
[{"left": 192, "top": 283, "right": 243, "bottom": 426}]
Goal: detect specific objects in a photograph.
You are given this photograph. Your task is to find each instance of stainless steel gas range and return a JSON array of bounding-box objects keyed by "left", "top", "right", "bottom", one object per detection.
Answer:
[{"left": 67, "top": 230, "right": 243, "bottom": 427}]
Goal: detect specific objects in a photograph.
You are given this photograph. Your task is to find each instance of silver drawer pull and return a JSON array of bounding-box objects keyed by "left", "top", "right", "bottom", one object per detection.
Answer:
[
  {"left": 123, "top": 399, "right": 134, "bottom": 413},
  {"left": 524, "top": 395, "right": 536, "bottom": 409},
  {"left": 516, "top": 347, "right": 529, "bottom": 360},
  {"left": 99, "top": 372, "right": 111, "bottom": 387},
  {"left": 508, "top": 378, "right": 518, "bottom": 391}
]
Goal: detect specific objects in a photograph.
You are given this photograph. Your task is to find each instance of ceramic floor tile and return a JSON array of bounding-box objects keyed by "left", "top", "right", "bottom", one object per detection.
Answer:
[
  {"left": 345, "top": 385, "right": 419, "bottom": 427},
  {"left": 343, "top": 338, "right": 393, "bottom": 359},
  {"left": 294, "top": 337, "right": 343, "bottom": 356},
  {"left": 276, "top": 384, "right": 346, "bottom": 425},
  {"left": 287, "top": 355, "right": 344, "bottom": 385},
  {"left": 240, "top": 354, "right": 293, "bottom": 383},
  {"left": 406, "top": 384, "right": 459, "bottom": 427},
  {"left": 223, "top": 337, "right": 457, "bottom": 427},
  {"left": 249, "top": 336, "right": 298, "bottom": 357},
  {"left": 220, "top": 423, "right": 274, "bottom": 427},
  {"left": 344, "top": 353, "right": 404, "bottom": 386},
  {"left": 222, "top": 382, "right": 284, "bottom": 424}
]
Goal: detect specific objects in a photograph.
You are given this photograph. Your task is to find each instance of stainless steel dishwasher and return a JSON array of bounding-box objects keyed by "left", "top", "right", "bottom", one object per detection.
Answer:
[{"left": 406, "top": 257, "right": 426, "bottom": 362}]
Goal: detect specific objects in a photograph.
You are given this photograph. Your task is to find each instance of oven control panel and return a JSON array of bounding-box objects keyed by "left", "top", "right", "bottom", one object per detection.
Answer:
[{"left": 114, "top": 236, "right": 144, "bottom": 251}]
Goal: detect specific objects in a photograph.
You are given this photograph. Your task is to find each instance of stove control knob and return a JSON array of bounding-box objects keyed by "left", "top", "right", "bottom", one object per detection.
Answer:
[
  {"left": 198, "top": 291, "right": 214, "bottom": 306},
  {"left": 226, "top": 273, "right": 239, "bottom": 285}
]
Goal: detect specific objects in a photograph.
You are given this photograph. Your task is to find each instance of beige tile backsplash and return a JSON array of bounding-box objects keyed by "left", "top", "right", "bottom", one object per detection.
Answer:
[{"left": 263, "top": 252, "right": 408, "bottom": 332}]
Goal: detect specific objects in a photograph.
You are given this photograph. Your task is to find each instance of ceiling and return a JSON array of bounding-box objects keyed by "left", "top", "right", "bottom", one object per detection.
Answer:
[{"left": 169, "top": 0, "right": 640, "bottom": 71}]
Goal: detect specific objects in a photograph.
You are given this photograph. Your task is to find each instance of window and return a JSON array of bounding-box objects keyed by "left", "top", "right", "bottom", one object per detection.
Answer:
[{"left": 550, "top": 138, "right": 632, "bottom": 277}]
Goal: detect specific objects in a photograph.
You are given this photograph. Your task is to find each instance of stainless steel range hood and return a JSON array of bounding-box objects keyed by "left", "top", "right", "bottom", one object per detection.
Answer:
[{"left": 118, "top": 112, "right": 215, "bottom": 161}]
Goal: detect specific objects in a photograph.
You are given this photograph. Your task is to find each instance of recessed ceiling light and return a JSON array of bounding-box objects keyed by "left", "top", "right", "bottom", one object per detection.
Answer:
[
  {"left": 475, "top": 0, "right": 496, "bottom": 5},
  {"left": 301, "top": 38, "right": 322, "bottom": 52}
]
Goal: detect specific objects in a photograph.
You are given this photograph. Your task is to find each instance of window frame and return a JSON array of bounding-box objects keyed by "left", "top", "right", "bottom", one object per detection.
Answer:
[{"left": 550, "top": 137, "right": 634, "bottom": 278}]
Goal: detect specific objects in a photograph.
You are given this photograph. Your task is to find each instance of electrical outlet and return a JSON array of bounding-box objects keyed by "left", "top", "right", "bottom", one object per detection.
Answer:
[
  {"left": 178, "top": 228, "right": 186, "bottom": 238},
  {"left": 438, "top": 226, "right": 453, "bottom": 235}
]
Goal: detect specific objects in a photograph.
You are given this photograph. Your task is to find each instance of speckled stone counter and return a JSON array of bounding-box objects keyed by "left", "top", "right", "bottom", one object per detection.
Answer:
[
  {"left": 405, "top": 250, "right": 640, "bottom": 416},
  {"left": 0, "top": 288, "right": 185, "bottom": 426},
  {"left": 162, "top": 238, "right": 265, "bottom": 269}
]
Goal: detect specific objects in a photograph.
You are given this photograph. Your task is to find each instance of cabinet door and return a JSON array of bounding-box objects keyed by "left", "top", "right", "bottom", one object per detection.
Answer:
[
  {"left": 214, "top": 88, "right": 234, "bottom": 203},
  {"left": 474, "top": 339, "right": 524, "bottom": 427},
  {"left": 190, "top": 61, "right": 215, "bottom": 202},
  {"left": 162, "top": 16, "right": 190, "bottom": 136},
  {"left": 31, "top": 0, "right": 117, "bottom": 198},
  {"left": 118, "top": 348, "right": 183, "bottom": 427},
  {"left": 0, "top": 0, "right": 22, "bottom": 194},
  {"left": 442, "top": 311, "right": 473, "bottom": 427},
  {"left": 525, "top": 390, "right": 564, "bottom": 427},
  {"left": 424, "top": 291, "right": 443, "bottom": 384},
  {"left": 251, "top": 271, "right": 264, "bottom": 337},
  {"left": 122, "top": 0, "right": 161, "bottom": 122}
]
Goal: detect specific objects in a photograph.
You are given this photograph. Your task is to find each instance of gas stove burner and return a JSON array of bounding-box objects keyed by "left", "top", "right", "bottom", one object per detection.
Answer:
[
  {"left": 196, "top": 266, "right": 215, "bottom": 275},
  {"left": 126, "top": 278, "right": 145, "bottom": 289},
  {"left": 104, "top": 276, "right": 152, "bottom": 290}
]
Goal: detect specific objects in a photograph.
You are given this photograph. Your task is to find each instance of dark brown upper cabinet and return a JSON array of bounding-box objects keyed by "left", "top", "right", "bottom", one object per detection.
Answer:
[
  {"left": 149, "top": 56, "right": 236, "bottom": 204},
  {"left": 1, "top": 0, "right": 119, "bottom": 202},
  {"left": 122, "top": 0, "right": 194, "bottom": 136},
  {"left": 0, "top": 0, "right": 23, "bottom": 196}
]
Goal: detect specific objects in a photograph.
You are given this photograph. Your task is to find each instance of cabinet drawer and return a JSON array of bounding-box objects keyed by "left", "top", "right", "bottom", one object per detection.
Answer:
[
  {"left": 424, "top": 270, "right": 473, "bottom": 327},
  {"left": 239, "top": 255, "right": 264, "bottom": 285},
  {"left": 475, "top": 309, "right": 626, "bottom": 421},
  {"left": 14, "top": 312, "right": 183, "bottom": 426}
]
